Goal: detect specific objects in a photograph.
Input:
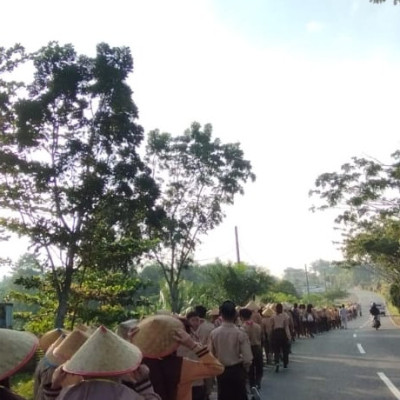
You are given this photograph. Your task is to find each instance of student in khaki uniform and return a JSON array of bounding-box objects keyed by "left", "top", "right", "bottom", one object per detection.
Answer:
[
  {"left": 209, "top": 301, "right": 253, "bottom": 400},
  {"left": 239, "top": 308, "right": 263, "bottom": 390},
  {"left": 194, "top": 305, "right": 216, "bottom": 400},
  {"left": 270, "top": 303, "right": 291, "bottom": 373}
]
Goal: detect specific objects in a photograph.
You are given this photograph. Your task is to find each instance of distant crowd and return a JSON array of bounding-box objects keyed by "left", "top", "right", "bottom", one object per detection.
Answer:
[{"left": 0, "top": 300, "right": 361, "bottom": 400}]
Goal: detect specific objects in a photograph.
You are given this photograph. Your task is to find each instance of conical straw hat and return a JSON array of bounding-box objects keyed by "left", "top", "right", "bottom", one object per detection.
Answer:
[
  {"left": 53, "top": 328, "right": 89, "bottom": 363},
  {"left": 63, "top": 326, "right": 142, "bottom": 377},
  {"left": 208, "top": 308, "right": 219, "bottom": 317},
  {"left": 39, "top": 328, "right": 70, "bottom": 352},
  {"left": 262, "top": 308, "right": 274, "bottom": 317},
  {"left": 130, "top": 315, "right": 184, "bottom": 358},
  {"left": 245, "top": 301, "right": 260, "bottom": 311},
  {"left": 0, "top": 329, "right": 38, "bottom": 381},
  {"left": 44, "top": 333, "right": 67, "bottom": 366}
]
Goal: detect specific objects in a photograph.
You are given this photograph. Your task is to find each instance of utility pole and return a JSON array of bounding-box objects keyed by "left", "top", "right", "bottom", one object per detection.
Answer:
[
  {"left": 304, "top": 264, "right": 310, "bottom": 296},
  {"left": 235, "top": 226, "right": 241, "bottom": 264}
]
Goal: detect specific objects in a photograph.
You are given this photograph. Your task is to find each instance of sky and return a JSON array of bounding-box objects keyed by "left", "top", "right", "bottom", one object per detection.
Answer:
[{"left": 1, "top": 0, "right": 400, "bottom": 278}]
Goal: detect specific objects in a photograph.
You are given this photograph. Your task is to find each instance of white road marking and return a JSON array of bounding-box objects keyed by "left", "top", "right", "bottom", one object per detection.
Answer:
[
  {"left": 353, "top": 334, "right": 357, "bottom": 338},
  {"left": 357, "top": 343, "right": 366, "bottom": 354},
  {"left": 378, "top": 372, "right": 400, "bottom": 400}
]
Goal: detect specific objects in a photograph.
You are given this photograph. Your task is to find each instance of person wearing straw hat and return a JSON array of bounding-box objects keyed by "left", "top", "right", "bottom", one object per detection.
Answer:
[
  {"left": 0, "top": 328, "right": 39, "bottom": 400},
  {"left": 34, "top": 334, "right": 67, "bottom": 400},
  {"left": 34, "top": 330, "right": 84, "bottom": 400},
  {"left": 244, "top": 301, "right": 262, "bottom": 325},
  {"left": 43, "top": 325, "right": 160, "bottom": 400},
  {"left": 38, "top": 328, "right": 70, "bottom": 353},
  {"left": 193, "top": 305, "right": 215, "bottom": 400},
  {"left": 131, "top": 314, "right": 224, "bottom": 400},
  {"left": 209, "top": 301, "right": 253, "bottom": 400}
]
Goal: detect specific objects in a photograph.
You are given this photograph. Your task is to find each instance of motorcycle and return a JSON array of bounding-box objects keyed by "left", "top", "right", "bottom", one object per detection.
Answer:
[{"left": 372, "top": 315, "right": 381, "bottom": 330}]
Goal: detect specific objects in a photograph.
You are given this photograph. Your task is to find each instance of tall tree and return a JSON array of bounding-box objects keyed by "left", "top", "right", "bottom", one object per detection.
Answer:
[
  {"left": 310, "top": 152, "right": 400, "bottom": 281},
  {"left": 370, "top": 0, "right": 399, "bottom": 4},
  {"left": 145, "top": 122, "right": 255, "bottom": 312},
  {"left": 0, "top": 42, "right": 161, "bottom": 327}
]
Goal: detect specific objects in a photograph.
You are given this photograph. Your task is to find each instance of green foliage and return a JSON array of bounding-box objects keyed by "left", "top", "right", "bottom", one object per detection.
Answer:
[
  {"left": 201, "top": 262, "right": 273, "bottom": 306},
  {"left": 272, "top": 280, "right": 298, "bottom": 297},
  {"left": 260, "top": 292, "right": 298, "bottom": 304},
  {"left": 11, "top": 372, "right": 34, "bottom": 400},
  {"left": 0, "top": 42, "right": 161, "bottom": 327},
  {"left": 310, "top": 153, "right": 400, "bottom": 285},
  {"left": 145, "top": 123, "right": 255, "bottom": 312},
  {"left": 389, "top": 282, "right": 400, "bottom": 307},
  {"left": 323, "top": 288, "right": 348, "bottom": 302},
  {"left": 2, "top": 253, "right": 152, "bottom": 333}
]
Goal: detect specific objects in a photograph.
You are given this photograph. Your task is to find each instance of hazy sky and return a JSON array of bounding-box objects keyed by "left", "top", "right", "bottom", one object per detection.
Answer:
[{"left": 1, "top": 0, "right": 400, "bottom": 277}]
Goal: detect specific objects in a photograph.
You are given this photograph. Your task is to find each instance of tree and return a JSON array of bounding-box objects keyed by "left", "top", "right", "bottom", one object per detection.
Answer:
[
  {"left": 272, "top": 279, "right": 299, "bottom": 298},
  {"left": 370, "top": 0, "right": 399, "bottom": 4},
  {"left": 201, "top": 262, "right": 273, "bottom": 306},
  {"left": 145, "top": 123, "right": 255, "bottom": 312},
  {"left": 0, "top": 42, "right": 161, "bottom": 327},
  {"left": 310, "top": 152, "right": 400, "bottom": 282}
]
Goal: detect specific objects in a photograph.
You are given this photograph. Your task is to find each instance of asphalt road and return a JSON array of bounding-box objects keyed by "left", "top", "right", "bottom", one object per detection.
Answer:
[{"left": 259, "top": 290, "right": 400, "bottom": 400}]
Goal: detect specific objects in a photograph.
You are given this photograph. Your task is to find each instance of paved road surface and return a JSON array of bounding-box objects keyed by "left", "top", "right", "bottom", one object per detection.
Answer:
[{"left": 257, "top": 289, "right": 400, "bottom": 400}]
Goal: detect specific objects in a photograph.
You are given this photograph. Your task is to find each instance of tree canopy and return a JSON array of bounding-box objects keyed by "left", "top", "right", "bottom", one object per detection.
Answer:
[
  {"left": 0, "top": 42, "right": 161, "bottom": 327},
  {"left": 145, "top": 122, "right": 255, "bottom": 312},
  {"left": 310, "top": 153, "right": 400, "bottom": 282},
  {"left": 370, "top": 0, "right": 399, "bottom": 4}
]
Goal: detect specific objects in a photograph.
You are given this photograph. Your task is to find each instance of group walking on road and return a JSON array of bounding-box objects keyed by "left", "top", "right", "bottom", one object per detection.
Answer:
[{"left": 0, "top": 299, "right": 361, "bottom": 400}]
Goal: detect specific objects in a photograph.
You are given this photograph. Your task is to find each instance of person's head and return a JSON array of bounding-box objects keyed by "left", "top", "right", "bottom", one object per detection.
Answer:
[
  {"left": 186, "top": 311, "right": 200, "bottom": 331},
  {"left": 239, "top": 308, "right": 252, "bottom": 321},
  {"left": 276, "top": 303, "right": 283, "bottom": 314},
  {"left": 341, "top": 304, "right": 345, "bottom": 308},
  {"left": 194, "top": 305, "right": 207, "bottom": 319},
  {"left": 293, "top": 303, "right": 298, "bottom": 308},
  {"left": 219, "top": 300, "right": 237, "bottom": 322}
]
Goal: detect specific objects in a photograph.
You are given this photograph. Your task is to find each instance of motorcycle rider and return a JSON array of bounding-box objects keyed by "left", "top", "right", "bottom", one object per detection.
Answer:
[{"left": 370, "top": 302, "right": 381, "bottom": 328}]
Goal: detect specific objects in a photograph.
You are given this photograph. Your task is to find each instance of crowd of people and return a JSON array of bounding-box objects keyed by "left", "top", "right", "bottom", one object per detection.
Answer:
[{"left": 0, "top": 300, "right": 361, "bottom": 400}]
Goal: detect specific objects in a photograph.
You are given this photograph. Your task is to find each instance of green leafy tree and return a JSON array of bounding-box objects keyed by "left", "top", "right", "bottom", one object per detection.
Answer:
[
  {"left": 310, "top": 153, "right": 400, "bottom": 283},
  {"left": 145, "top": 123, "right": 255, "bottom": 312},
  {"left": 272, "top": 279, "right": 299, "bottom": 298},
  {"left": 201, "top": 262, "right": 273, "bottom": 306},
  {"left": 370, "top": 0, "right": 399, "bottom": 4},
  {"left": 0, "top": 42, "right": 161, "bottom": 327}
]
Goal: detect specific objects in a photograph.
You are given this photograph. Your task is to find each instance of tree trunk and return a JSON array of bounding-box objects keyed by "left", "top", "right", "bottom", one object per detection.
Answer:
[
  {"left": 54, "top": 262, "right": 74, "bottom": 328},
  {"left": 169, "top": 281, "right": 180, "bottom": 314}
]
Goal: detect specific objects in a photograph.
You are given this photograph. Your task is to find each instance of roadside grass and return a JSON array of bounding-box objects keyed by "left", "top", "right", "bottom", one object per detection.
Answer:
[{"left": 387, "top": 302, "right": 400, "bottom": 327}]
